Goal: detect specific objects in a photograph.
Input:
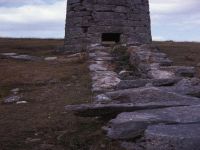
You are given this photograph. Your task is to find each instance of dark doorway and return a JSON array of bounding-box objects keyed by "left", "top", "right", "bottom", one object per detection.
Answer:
[{"left": 101, "top": 33, "right": 121, "bottom": 43}]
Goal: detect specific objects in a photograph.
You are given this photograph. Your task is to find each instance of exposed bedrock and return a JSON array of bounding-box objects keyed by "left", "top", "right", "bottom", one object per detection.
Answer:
[
  {"left": 116, "top": 77, "right": 200, "bottom": 97},
  {"left": 66, "top": 86, "right": 200, "bottom": 117},
  {"left": 65, "top": 44, "right": 200, "bottom": 150},
  {"left": 102, "top": 87, "right": 200, "bottom": 105},
  {"left": 116, "top": 78, "right": 182, "bottom": 89},
  {"left": 105, "top": 105, "right": 200, "bottom": 140}
]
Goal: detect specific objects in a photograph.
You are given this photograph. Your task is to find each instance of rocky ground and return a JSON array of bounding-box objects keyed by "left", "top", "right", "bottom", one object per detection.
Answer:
[
  {"left": 66, "top": 42, "right": 200, "bottom": 150},
  {"left": 0, "top": 38, "right": 200, "bottom": 150}
]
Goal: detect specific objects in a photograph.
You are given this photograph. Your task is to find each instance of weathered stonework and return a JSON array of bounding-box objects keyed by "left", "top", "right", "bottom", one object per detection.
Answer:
[{"left": 64, "top": 0, "right": 152, "bottom": 52}]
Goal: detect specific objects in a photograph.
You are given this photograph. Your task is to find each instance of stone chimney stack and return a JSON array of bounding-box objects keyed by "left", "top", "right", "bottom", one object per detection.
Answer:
[{"left": 64, "top": 0, "right": 152, "bottom": 52}]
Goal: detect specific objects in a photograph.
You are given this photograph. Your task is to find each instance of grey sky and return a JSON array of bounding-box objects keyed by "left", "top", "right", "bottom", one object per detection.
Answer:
[{"left": 0, "top": 0, "right": 200, "bottom": 41}]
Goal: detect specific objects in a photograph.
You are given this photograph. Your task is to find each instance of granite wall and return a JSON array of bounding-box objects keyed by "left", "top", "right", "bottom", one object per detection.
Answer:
[{"left": 64, "top": 0, "right": 152, "bottom": 52}]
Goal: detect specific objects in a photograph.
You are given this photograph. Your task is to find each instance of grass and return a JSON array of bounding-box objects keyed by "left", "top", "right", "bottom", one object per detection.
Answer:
[
  {"left": 153, "top": 41, "right": 200, "bottom": 66},
  {"left": 0, "top": 38, "right": 63, "bottom": 56},
  {"left": 153, "top": 41, "right": 200, "bottom": 77},
  {"left": 0, "top": 38, "right": 199, "bottom": 150},
  {"left": 0, "top": 38, "right": 122, "bottom": 150}
]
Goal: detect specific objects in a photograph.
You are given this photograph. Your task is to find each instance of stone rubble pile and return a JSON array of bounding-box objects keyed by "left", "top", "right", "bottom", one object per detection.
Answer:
[{"left": 66, "top": 44, "right": 200, "bottom": 150}]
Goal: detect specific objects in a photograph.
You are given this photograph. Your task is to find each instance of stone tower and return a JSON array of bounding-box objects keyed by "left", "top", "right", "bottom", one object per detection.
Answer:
[{"left": 64, "top": 0, "right": 152, "bottom": 52}]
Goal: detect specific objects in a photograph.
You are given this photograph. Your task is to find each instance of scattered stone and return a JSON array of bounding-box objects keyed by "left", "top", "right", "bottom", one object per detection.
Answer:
[
  {"left": 11, "top": 88, "right": 20, "bottom": 94},
  {"left": 93, "top": 57, "right": 113, "bottom": 61},
  {"left": 3, "top": 95, "right": 21, "bottom": 104},
  {"left": 16, "top": 101, "right": 28, "bottom": 104},
  {"left": 1, "top": 53, "right": 17, "bottom": 56},
  {"left": 25, "top": 138, "right": 41, "bottom": 143},
  {"left": 10, "top": 55, "right": 39, "bottom": 61},
  {"left": 44, "top": 57, "right": 57, "bottom": 61},
  {"left": 67, "top": 53, "right": 82, "bottom": 58}
]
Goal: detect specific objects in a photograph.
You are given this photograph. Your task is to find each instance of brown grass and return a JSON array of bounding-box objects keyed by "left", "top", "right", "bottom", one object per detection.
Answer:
[
  {"left": 0, "top": 38, "right": 200, "bottom": 150},
  {"left": 0, "top": 38, "right": 122, "bottom": 150},
  {"left": 153, "top": 41, "right": 200, "bottom": 77}
]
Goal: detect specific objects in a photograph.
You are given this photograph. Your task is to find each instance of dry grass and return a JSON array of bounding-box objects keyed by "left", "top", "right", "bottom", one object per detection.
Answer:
[
  {"left": 0, "top": 38, "right": 63, "bottom": 56},
  {"left": 0, "top": 38, "right": 200, "bottom": 150},
  {"left": 154, "top": 41, "right": 200, "bottom": 77},
  {"left": 0, "top": 38, "right": 122, "bottom": 150}
]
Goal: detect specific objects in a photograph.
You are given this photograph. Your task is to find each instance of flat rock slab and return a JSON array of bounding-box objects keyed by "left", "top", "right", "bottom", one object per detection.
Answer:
[
  {"left": 106, "top": 105, "right": 200, "bottom": 140},
  {"left": 65, "top": 103, "right": 183, "bottom": 117},
  {"left": 1, "top": 53, "right": 17, "bottom": 56},
  {"left": 104, "top": 87, "right": 200, "bottom": 105},
  {"left": 44, "top": 57, "right": 57, "bottom": 61},
  {"left": 117, "top": 78, "right": 181, "bottom": 89},
  {"left": 10, "top": 55, "right": 40, "bottom": 61},
  {"left": 65, "top": 87, "right": 200, "bottom": 117},
  {"left": 93, "top": 57, "right": 114, "bottom": 61},
  {"left": 145, "top": 124, "right": 200, "bottom": 150}
]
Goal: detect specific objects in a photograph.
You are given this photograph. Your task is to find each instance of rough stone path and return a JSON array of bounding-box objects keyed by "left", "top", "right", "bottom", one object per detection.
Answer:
[
  {"left": 88, "top": 45, "right": 121, "bottom": 95},
  {"left": 66, "top": 44, "right": 200, "bottom": 150}
]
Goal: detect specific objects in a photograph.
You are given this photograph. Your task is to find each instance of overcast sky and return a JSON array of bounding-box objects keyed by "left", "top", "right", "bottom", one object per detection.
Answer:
[{"left": 0, "top": 0, "right": 200, "bottom": 41}]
